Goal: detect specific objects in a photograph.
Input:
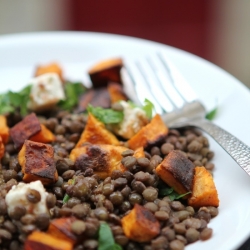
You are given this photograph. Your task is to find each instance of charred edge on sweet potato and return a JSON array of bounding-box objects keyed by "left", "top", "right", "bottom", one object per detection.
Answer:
[
  {"left": 156, "top": 150, "right": 195, "bottom": 195},
  {"left": 10, "top": 113, "right": 41, "bottom": 149},
  {"left": 70, "top": 144, "right": 127, "bottom": 179},
  {"left": 128, "top": 114, "right": 169, "bottom": 150},
  {"left": 47, "top": 217, "right": 78, "bottom": 245},
  {"left": 18, "top": 140, "right": 58, "bottom": 185},
  {"left": 121, "top": 204, "right": 160, "bottom": 242},
  {"left": 88, "top": 58, "right": 123, "bottom": 88}
]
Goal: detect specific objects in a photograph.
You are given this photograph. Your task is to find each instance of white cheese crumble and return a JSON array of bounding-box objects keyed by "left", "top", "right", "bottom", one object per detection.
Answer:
[
  {"left": 28, "top": 73, "right": 65, "bottom": 111},
  {"left": 111, "top": 101, "right": 149, "bottom": 139},
  {"left": 5, "top": 180, "right": 49, "bottom": 216}
]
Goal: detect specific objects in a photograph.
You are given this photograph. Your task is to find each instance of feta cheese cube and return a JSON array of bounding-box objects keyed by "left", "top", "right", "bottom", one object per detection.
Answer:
[
  {"left": 5, "top": 180, "right": 49, "bottom": 216},
  {"left": 28, "top": 73, "right": 65, "bottom": 111}
]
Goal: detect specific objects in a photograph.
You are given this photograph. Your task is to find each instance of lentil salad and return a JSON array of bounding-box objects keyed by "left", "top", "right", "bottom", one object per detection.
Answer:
[{"left": 0, "top": 59, "right": 219, "bottom": 250}]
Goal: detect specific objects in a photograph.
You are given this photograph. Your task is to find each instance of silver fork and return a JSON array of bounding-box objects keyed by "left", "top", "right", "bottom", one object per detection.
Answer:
[{"left": 122, "top": 53, "right": 250, "bottom": 176}]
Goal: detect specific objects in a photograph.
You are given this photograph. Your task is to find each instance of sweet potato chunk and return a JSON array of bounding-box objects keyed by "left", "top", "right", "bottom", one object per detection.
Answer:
[
  {"left": 88, "top": 58, "right": 123, "bottom": 87},
  {"left": 0, "top": 115, "right": 9, "bottom": 144},
  {"left": 121, "top": 204, "right": 160, "bottom": 242},
  {"left": 30, "top": 124, "right": 56, "bottom": 143},
  {"left": 70, "top": 144, "right": 128, "bottom": 179},
  {"left": 188, "top": 166, "right": 219, "bottom": 208},
  {"left": 47, "top": 217, "right": 78, "bottom": 245},
  {"left": 133, "top": 147, "right": 145, "bottom": 158},
  {"left": 75, "top": 113, "right": 120, "bottom": 147},
  {"left": 25, "top": 231, "right": 73, "bottom": 250},
  {"left": 10, "top": 113, "right": 41, "bottom": 149},
  {"left": 77, "top": 88, "right": 111, "bottom": 112},
  {"left": 35, "top": 62, "right": 63, "bottom": 81},
  {"left": 18, "top": 140, "right": 58, "bottom": 185},
  {"left": 128, "top": 114, "right": 168, "bottom": 150},
  {"left": 0, "top": 136, "right": 5, "bottom": 159},
  {"left": 107, "top": 82, "right": 127, "bottom": 103},
  {"left": 156, "top": 150, "right": 195, "bottom": 195}
]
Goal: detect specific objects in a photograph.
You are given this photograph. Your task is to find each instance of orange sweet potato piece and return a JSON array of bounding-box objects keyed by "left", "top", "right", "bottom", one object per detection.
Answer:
[
  {"left": 25, "top": 231, "right": 73, "bottom": 250},
  {"left": 107, "top": 82, "right": 127, "bottom": 104},
  {"left": 121, "top": 204, "right": 160, "bottom": 242},
  {"left": 88, "top": 58, "right": 123, "bottom": 87},
  {"left": 47, "top": 217, "right": 78, "bottom": 245},
  {"left": 18, "top": 140, "right": 58, "bottom": 185},
  {"left": 75, "top": 113, "right": 120, "bottom": 147},
  {"left": 78, "top": 88, "right": 111, "bottom": 112},
  {"left": 0, "top": 136, "right": 4, "bottom": 159},
  {"left": 0, "top": 115, "right": 9, "bottom": 144},
  {"left": 30, "top": 124, "right": 56, "bottom": 143},
  {"left": 128, "top": 114, "right": 168, "bottom": 150},
  {"left": 155, "top": 150, "right": 195, "bottom": 195},
  {"left": 10, "top": 113, "right": 41, "bottom": 149},
  {"left": 188, "top": 166, "right": 219, "bottom": 208},
  {"left": 35, "top": 62, "right": 63, "bottom": 81},
  {"left": 70, "top": 143, "right": 128, "bottom": 179},
  {"left": 133, "top": 146, "right": 145, "bottom": 158}
]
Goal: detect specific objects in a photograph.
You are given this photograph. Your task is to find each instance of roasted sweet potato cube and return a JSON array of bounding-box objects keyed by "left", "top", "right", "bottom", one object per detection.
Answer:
[
  {"left": 35, "top": 62, "right": 63, "bottom": 81},
  {"left": 107, "top": 82, "right": 127, "bottom": 104},
  {"left": 188, "top": 166, "right": 219, "bottom": 208},
  {"left": 121, "top": 204, "right": 160, "bottom": 242},
  {"left": 47, "top": 217, "right": 78, "bottom": 245},
  {"left": 0, "top": 115, "right": 9, "bottom": 144},
  {"left": 18, "top": 140, "right": 58, "bottom": 185},
  {"left": 10, "top": 113, "right": 41, "bottom": 149},
  {"left": 75, "top": 113, "right": 120, "bottom": 147},
  {"left": 133, "top": 147, "right": 145, "bottom": 158},
  {"left": 30, "top": 124, "right": 56, "bottom": 143},
  {"left": 128, "top": 114, "right": 168, "bottom": 150},
  {"left": 88, "top": 58, "right": 123, "bottom": 87},
  {"left": 24, "top": 231, "right": 73, "bottom": 250},
  {"left": 77, "top": 88, "right": 111, "bottom": 112},
  {"left": 0, "top": 136, "right": 5, "bottom": 159},
  {"left": 70, "top": 144, "right": 128, "bottom": 179},
  {"left": 155, "top": 150, "right": 195, "bottom": 195}
]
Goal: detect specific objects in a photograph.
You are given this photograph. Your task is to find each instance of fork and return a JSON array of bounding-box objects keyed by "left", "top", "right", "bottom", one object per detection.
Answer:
[{"left": 123, "top": 53, "right": 250, "bottom": 176}]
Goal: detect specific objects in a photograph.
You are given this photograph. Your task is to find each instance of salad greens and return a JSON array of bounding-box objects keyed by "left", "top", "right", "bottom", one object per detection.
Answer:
[
  {"left": 98, "top": 222, "right": 122, "bottom": 250},
  {"left": 128, "top": 98, "right": 155, "bottom": 119},
  {"left": 57, "top": 82, "right": 86, "bottom": 111},
  {"left": 0, "top": 85, "right": 31, "bottom": 116},
  {"left": 206, "top": 106, "right": 218, "bottom": 121},
  {"left": 158, "top": 185, "right": 191, "bottom": 201}
]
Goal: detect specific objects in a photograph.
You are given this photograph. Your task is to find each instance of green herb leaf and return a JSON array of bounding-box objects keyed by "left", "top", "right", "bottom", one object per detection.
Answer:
[
  {"left": 128, "top": 99, "right": 154, "bottom": 119},
  {"left": 0, "top": 85, "right": 32, "bottom": 116},
  {"left": 87, "top": 104, "right": 124, "bottom": 124},
  {"left": 205, "top": 107, "right": 218, "bottom": 120},
  {"left": 98, "top": 222, "right": 122, "bottom": 250},
  {"left": 57, "top": 82, "right": 86, "bottom": 111},
  {"left": 158, "top": 183, "right": 191, "bottom": 201},
  {"left": 142, "top": 99, "right": 154, "bottom": 119}
]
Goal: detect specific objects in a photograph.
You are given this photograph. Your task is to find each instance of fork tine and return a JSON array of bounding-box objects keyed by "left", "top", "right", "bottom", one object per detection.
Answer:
[
  {"left": 157, "top": 53, "right": 197, "bottom": 103},
  {"left": 124, "top": 60, "right": 164, "bottom": 115}
]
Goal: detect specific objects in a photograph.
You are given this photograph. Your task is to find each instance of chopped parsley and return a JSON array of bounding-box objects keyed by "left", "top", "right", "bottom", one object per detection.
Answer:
[
  {"left": 87, "top": 104, "right": 124, "bottom": 124},
  {"left": 57, "top": 82, "right": 86, "bottom": 111},
  {"left": 98, "top": 222, "right": 122, "bottom": 250}
]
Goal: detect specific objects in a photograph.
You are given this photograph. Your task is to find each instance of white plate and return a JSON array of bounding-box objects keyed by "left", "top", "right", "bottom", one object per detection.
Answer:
[{"left": 0, "top": 31, "right": 250, "bottom": 250}]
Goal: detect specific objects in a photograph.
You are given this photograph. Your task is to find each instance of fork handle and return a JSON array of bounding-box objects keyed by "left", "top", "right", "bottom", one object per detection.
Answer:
[{"left": 186, "top": 118, "right": 250, "bottom": 175}]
